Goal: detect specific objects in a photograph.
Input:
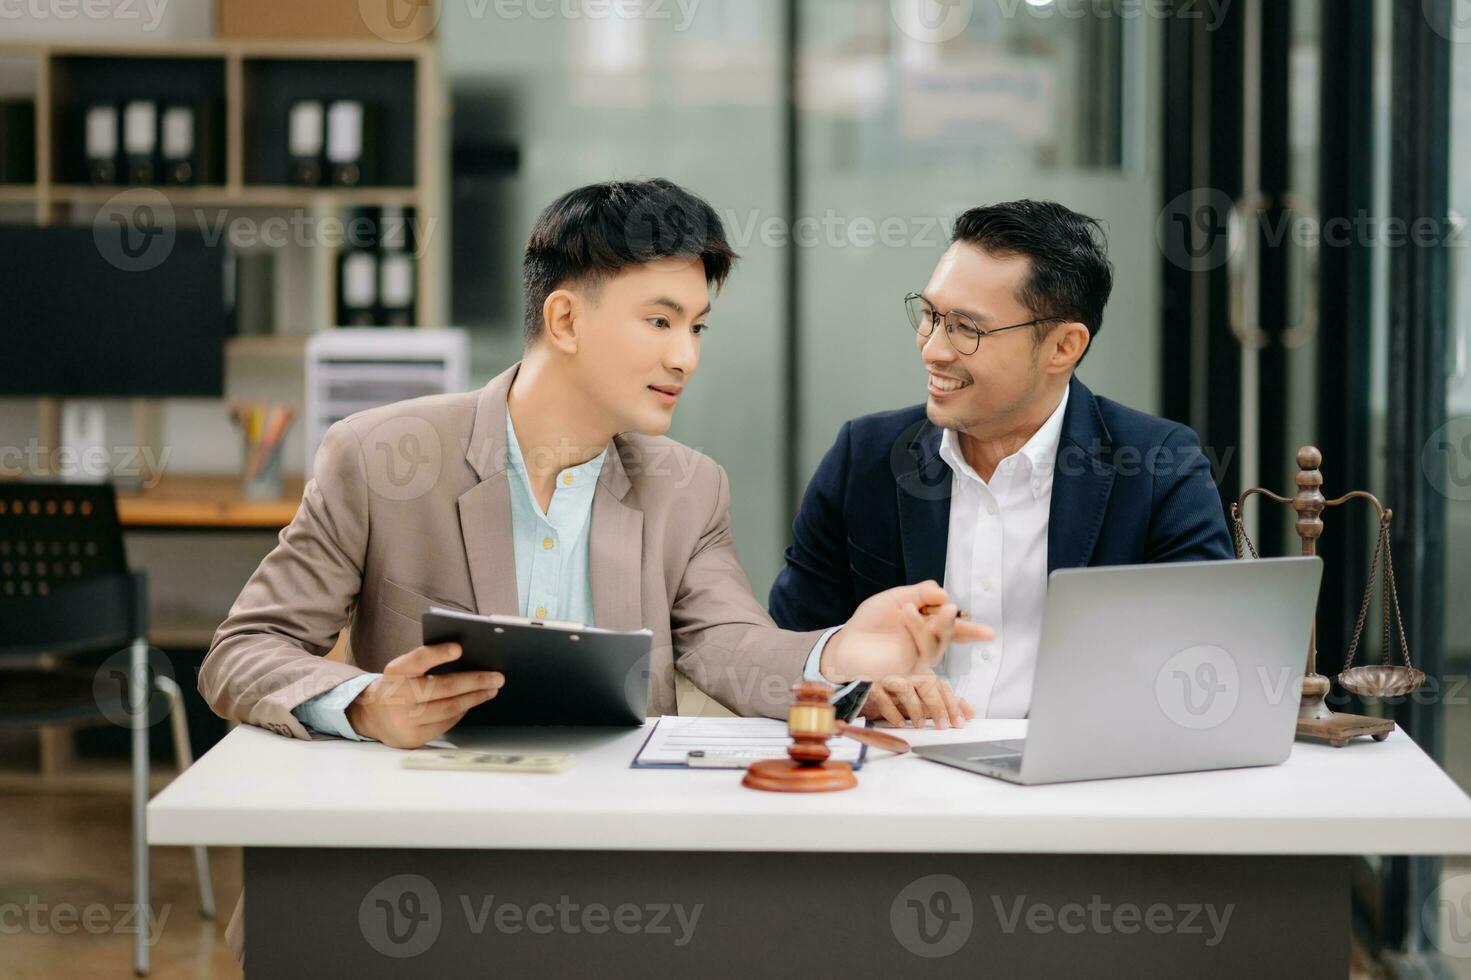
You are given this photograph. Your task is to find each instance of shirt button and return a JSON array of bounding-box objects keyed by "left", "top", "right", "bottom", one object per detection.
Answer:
[
  {"left": 1032, "top": 480, "right": 1042, "bottom": 493},
  {"left": 986, "top": 502, "right": 998, "bottom": 517},
  {"left": 979, "top": 646, "right": 993, "bottom": 661},
  {"left": 542, "top": 537, "right": 554, "bottom": 550},
  {"left": 562, "top": 474, "right": 574, "bottom": 486},
  {"left": 535, "top": 607, "right": 547, "bottom": 618},
  {"left": 980, "top": 577, "right": 993, "bottom": 592}
]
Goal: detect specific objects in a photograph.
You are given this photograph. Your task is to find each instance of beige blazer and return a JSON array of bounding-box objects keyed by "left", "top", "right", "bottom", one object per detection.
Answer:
[
  {"left": 202, "top": 363, "right": 827, "bottom": 963},
  {"left": 201, "top": 361, "right": 825, "bottom": 731}
]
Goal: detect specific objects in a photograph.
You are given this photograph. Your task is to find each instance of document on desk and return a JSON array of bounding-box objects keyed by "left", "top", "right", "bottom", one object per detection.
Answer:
[{"left": 632, "top": 716, "right": 866, "bottom": 769}]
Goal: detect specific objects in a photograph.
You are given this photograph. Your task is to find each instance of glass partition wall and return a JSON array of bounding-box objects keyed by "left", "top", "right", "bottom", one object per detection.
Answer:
[{"left": 441, "top": 0, "right": 1159, "bottom": 592}]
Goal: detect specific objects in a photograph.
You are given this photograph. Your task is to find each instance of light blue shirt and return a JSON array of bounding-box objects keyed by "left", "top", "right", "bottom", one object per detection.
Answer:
[
  {"left": 502, "top": 412, "right": 604, "bottom": 627},
  {"left": 294, "top": 415, "right": 849, "bottom": 739}
]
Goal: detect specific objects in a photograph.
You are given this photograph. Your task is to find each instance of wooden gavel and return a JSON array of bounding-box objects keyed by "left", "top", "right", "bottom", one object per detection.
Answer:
[{"left": 742, "top": 681, "right": 910, "bottom": 793}]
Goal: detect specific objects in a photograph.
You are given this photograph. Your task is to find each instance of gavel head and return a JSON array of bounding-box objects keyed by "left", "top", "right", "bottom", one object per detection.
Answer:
[{"left": 787, "top": 681, "right": 837, "bottom": 764}]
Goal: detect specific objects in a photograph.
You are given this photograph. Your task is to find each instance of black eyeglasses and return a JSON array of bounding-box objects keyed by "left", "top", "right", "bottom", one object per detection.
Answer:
[{"left": 904, "top": 292, "right": 1064, "bottom": 355}]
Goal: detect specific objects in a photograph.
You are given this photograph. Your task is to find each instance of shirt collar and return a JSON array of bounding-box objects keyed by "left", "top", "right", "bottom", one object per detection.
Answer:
[
  {"left": 504, "top": 412, "right": 608, "bottom": 488},
  {"left": 939, "top": 385, "right": 1070, "bottom": 499}
]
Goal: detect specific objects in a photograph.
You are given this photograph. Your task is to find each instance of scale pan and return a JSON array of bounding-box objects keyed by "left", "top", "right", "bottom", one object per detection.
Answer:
[{"left": 1338, "top": 665, "right": 1425, "bottom": 698}]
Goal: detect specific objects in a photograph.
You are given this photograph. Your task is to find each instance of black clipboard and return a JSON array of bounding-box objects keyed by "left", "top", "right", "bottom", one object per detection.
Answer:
[{"left": 422, "top": 608, "right": 652, "bottom": 727}]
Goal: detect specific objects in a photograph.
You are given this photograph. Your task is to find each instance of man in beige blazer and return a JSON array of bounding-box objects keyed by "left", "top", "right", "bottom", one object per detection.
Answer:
[
  {"left": 200, "top": 179, "right": 986, "bottom": 961},
  {"left": 202, "top": 361, "right": 974, "bottom": 729}
]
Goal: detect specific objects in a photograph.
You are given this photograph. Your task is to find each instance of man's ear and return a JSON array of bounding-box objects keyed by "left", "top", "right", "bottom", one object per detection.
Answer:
[
  {"left": 1047, "top": 322, "right": 1090, "bottom": 374},
  {"left": 542, "top": 289, "right": 579, "bottom": 354}
]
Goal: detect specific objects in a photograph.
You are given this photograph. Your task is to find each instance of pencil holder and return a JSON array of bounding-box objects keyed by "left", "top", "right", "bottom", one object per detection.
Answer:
[{"left": 241, "top": 437, "right": 285, "bottom": 501}]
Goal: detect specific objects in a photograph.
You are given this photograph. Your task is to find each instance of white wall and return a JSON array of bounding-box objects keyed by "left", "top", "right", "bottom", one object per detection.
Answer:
[{"left": 0, "top": 0, "right": 211, "bottom": 40}]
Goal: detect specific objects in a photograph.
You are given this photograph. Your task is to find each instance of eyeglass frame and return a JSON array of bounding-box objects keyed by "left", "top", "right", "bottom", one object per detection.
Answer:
[{"left": 904, "top": 291, "right": 1067, "bottom": 355}]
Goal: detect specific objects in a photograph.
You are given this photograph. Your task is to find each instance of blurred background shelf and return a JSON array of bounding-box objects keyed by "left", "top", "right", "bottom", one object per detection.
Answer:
[
  {"left": 225, "top": 333, "right": 309, "bottom": 357},
  {"left": 0, "top": 35, "right": 446, "bottom": 330},
  {"left": 43, "top": 184, "right": 424, "bottom": 207},
  {"left": 116, "top": 474, "right": 304, "bottom": 530}
]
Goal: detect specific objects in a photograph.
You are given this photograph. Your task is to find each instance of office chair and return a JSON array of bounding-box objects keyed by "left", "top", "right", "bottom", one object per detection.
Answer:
[{"left": 0, "top": 482, "right": 214, "bottom": 977}]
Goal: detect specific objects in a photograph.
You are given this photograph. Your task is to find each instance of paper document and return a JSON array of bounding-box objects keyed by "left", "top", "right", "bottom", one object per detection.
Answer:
[{"left": 632, "top": 716, "right": 864, "bottom": 768}]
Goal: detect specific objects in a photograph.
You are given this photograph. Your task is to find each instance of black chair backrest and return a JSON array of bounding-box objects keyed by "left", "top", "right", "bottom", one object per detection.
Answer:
[{"left": 0, "top": 482, "right": 139, "bottom": 656}]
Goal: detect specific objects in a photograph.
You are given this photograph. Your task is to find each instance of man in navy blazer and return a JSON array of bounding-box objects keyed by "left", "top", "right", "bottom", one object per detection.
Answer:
[{"left": 770, "top": 200, "right": 1233, "bottom": 728}]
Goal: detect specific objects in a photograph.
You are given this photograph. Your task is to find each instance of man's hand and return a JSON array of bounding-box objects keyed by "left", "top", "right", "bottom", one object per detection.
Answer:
[
  {"left": 863, "top": 673, "right": 976, "bottom": 730},
  {"left": 819, "top": 580, "right": 994, "bottom": 683},
  {"left": 345, "top": 642, "right": 504, "bottom": 749}
]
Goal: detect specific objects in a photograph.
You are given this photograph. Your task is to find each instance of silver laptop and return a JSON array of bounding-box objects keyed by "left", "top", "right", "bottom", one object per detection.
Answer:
[{"left": 914, "top": 556, "right": 1322, "bottom": 785}]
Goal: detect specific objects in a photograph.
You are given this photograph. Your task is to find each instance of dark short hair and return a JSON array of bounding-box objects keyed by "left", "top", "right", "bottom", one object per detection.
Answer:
[
  {"left": 950, "top": 200, "right": 1113, "bottom": 366},
  {"left": 521, "top": 179, "right": 737, "bottom": 344}
]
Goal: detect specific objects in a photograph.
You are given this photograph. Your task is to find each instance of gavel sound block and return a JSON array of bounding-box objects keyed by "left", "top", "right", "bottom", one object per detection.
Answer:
[{"left": 742, "top": 681, "right": 858, "bottom": 792}]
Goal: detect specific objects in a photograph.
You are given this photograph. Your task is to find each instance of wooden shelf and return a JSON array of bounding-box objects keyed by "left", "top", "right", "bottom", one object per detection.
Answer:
[
  {"left": 0, "top": 38, "right": 434, "bottom": 59},
  {"left": 226, "top": 333, "right": 310, "bottom": 357},
  {"left": 0, "top": 36, "right": 446, "bottom": 327},
  {"left": 48, "top": 183, "right": 423, "bottom": 208},
  {"left": 117, "top": 474, "right": 304, "bottom": 530},
  {"left": 6, "top": 36, "right": 445, "bottom": 526}
]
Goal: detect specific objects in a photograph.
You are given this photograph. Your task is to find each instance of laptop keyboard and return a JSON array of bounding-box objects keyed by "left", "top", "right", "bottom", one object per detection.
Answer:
[
  {"left": 983, "top": 753, "right": 1023, "bottom": 773},
  {"left": 965, "top": 739, "right": 1027, "bottom": 761}
]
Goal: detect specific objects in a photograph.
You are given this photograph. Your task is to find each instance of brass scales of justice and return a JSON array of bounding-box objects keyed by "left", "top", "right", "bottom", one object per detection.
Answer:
[{"left": 1230, "top": 446, "right": 1426, "bottom": 747}]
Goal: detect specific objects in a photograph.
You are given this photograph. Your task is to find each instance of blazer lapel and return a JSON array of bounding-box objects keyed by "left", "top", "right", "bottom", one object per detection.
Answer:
[
  {"left": 895, "top": 418, "right": 951, "bottom": 586},
  {"left": 458, "top": 365, "right": 521, "bottom": 615},
  {"left": 1047, "top": 377, "right": 1116, "bottom": 572},
  {"left": 590, "top": 438, "right": 644, "bottom": 631}
]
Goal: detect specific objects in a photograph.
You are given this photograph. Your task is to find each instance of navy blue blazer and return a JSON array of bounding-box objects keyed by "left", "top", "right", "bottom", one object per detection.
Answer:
[{"left": 768, "top": 376, "right": 1234, "bottom": 631}]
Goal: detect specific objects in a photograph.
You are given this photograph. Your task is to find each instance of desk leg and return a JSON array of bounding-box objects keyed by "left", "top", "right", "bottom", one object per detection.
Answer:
[{"left": 244, "top": 848, "right": 1348, "bottom": 979}]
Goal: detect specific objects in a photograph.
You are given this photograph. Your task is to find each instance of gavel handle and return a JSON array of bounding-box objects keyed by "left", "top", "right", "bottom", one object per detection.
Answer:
[{"left": 835, "top": 720, "right": 911, "bottom": 755}]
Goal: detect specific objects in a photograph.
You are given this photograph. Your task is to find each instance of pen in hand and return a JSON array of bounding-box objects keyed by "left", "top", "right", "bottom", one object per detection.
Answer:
[{"left": 919, "top": 604, "right": 968, "bottom": 619}]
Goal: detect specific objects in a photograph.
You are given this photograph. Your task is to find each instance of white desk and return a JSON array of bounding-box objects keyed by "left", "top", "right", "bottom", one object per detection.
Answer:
[{"left": 151, "top": 721, "right": 1471, "bottom": 978}]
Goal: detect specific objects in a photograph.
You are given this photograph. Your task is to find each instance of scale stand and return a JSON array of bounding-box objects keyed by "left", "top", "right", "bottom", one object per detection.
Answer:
[{"left": 1232, "top": 447, "right": 1424, "bottom": 748}]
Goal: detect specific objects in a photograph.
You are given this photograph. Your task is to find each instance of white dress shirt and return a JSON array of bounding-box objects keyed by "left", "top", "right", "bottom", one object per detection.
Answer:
[{"left": 937, "top": 386, "right": 1069, "bottom": 718}]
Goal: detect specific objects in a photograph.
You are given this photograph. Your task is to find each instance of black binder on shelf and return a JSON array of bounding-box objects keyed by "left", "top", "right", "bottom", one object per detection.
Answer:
[
  {"left": 377, "top": 204, "right": 416, "bottom": 326},
  {"left": 83, "top": 103, "right": 119, "bottom": 185},
  {"left": 0, "top": 100, "right": 36, "bottom": 184},
  {"left": 338, "top": 249, "right": 379, "bottom": 327},
  {"left": 157, "top": 99, "right": 224, "bottom": 186},
  {"left": 326, "top": 99, "right": 377, "bottom": 187},
  {"left": 159, "top": 104, "right": 195, "bottom": 185},
  {"left": 122, "top": 99, "right": 157, "bottom": 185},
  {"left": 378, "top": 251, "right": 415, "bottom": 327},
  {"left": 244, "top": 58, "right": 414, "bottom": 187},
  {"left": 287, "top": 99, "right": 324, "bottom": 186}
]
